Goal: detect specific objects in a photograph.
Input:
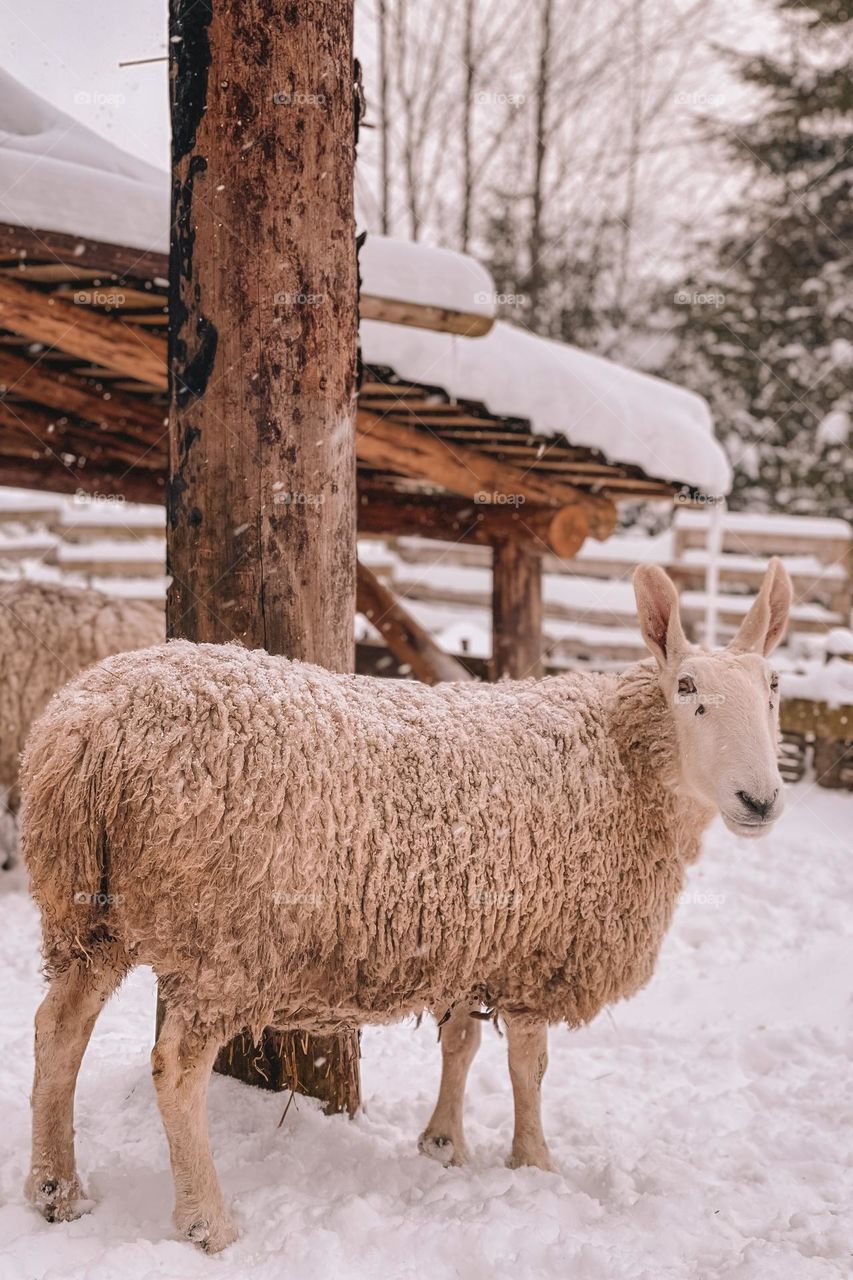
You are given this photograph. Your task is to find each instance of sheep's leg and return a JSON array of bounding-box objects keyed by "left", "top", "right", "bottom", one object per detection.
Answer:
[
  {"left": 27, "top": 960, "right": 120, "bottom": 1222},
  {"left": 505, "top": 1016, "right": 554, "bottom": 1172},
  {"left": 151, "top": 1008, "right": 236, "bottom": 1253},
  {"left": 418, "top": 1004, "right": 482, "bottom": 1166}
]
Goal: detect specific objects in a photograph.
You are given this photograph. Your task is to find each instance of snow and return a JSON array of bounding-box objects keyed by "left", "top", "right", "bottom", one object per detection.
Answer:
[
  {"left": 674, "top": 510, "right": 851, "bottom": 539},
  {"left": 0, "top": 66, "right": 167, "bottom": 257},
  {"left": 359, "top": 235, "right": 495, "bottom": 322},
  {"left": 0, "top": 67, "right": 492, "bottom": 322},
  {"left": 780, "top": 658, "right": 853, "bottom": 707},
  {"left": 0, "top": 68, "right": 729, "bottom": 497},
  {"left": 816, "top": 410, "right": 850, "bottom": 447},
  {"left": 1, "top": 784, "right": 850, "bottom": 1278},
  {"left": 361, "top": 319, "right": 731, "bottom": 497}
]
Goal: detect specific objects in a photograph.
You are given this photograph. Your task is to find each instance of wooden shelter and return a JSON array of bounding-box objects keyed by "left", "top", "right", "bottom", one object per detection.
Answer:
[{"left": 0, "top": 219, "right": 730, "bottom": 681}]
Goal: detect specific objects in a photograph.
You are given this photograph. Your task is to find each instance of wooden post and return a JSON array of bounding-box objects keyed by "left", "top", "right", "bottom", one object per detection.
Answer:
[
  {"left": 166, "top": 0, "right": 360, "bottom": 1114},
  {"left": 491, "top": 540, "right": 544, "bottom": 680}
]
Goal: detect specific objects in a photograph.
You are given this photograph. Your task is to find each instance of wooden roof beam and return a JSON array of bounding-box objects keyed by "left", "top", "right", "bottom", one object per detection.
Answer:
[
  {"left": 0, "top": 275, "right": 168, "bottom": 389},
  {"left": 0, "top": 347, "right": 167, "bottom": 437},
  {"left": 355, "top": 409, "right": 616, "bottom": 540},
  {"left": 357, "top": 483, "right": 589, "bottom": 559}
]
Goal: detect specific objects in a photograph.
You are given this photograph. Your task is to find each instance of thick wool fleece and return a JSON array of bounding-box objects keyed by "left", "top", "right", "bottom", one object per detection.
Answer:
[
  {"left": 22, "top": 641, "right": 713, "bottom": 1042},
  {"left": 0, "top": 581, "right": 163, "bottom": 810}
]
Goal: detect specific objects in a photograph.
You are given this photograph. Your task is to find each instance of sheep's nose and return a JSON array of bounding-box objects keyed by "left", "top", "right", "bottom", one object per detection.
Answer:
[{"left": 737, "top": 789, "right": 778, "bottom": 819}]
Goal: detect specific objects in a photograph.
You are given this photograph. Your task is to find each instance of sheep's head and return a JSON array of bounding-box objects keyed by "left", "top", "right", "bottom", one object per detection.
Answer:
[{"left": 633, "top": 558, "right": 792, "bottom": 838}]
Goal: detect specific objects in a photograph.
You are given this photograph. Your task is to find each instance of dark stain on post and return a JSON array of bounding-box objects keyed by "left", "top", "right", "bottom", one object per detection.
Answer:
[{"left": 170, "top": 0, "right": 214, "bottom": 163}]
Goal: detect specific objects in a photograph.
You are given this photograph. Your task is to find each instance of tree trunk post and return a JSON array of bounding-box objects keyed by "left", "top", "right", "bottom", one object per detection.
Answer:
[
  {"left": 166, "top": 0, "right": 360, "bottom": 1115},
  {"left": 491, "top": 540, "right": 544, "bottom": 680}
]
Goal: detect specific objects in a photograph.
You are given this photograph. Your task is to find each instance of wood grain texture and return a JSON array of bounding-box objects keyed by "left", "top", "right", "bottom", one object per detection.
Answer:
[{"left": 167, "top": 0, "right": 360, "bottom": 1114}]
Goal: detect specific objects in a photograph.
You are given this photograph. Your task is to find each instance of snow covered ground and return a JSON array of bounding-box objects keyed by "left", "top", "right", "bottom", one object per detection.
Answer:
[{"left": 0, "top": 784, "right": 851, "bottom": 1280}]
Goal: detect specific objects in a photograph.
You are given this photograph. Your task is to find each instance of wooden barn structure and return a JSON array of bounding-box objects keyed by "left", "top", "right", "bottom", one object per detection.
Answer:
[{"left": 0, "top": 15, "right": 730, "bottom": 1119}]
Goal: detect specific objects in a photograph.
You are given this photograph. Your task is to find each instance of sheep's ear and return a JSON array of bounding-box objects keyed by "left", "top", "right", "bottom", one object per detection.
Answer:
[
  {"left": 633, "top": 565, "right": 688, "bottom": 670},
  {"left": 728, "top": 557, "right": 792, "bottom": 656}
]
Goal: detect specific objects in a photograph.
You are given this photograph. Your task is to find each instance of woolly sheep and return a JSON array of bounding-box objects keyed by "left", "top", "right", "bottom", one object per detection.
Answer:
[
  {"left": 0, "top": 580, "right": 163, "bottom": 867},
  {"left": 22, "top": 560, "right": 792, "bottom": 1252}
]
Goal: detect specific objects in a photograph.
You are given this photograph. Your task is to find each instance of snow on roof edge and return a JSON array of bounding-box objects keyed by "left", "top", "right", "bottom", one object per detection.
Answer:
[{"left": 361, "top": 319, "right": 732, "bottom": 497}]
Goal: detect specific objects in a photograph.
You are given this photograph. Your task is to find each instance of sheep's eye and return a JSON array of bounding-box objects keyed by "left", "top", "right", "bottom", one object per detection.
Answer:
[
  {"left": 769, "top": 673, "right": 779, "bottom": 693},
  {"left": 678, "top": 676, "right": 697, "bottom": 697},
  {"left": 695, "top": 703, "right": 706, "bottom": 716}
]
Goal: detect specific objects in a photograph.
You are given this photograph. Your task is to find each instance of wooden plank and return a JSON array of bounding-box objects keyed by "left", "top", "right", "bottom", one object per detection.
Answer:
[
  {"left": 0, "top": 264, "right": 106, "bottom": 283},
  {"left": 360, "top": 293, "right": 493, "bottom": 336},
  {"left": 0, "top": 276, "right": 168, "bottom": 388},
  {"left": 0, "top": 222, "right": 169, "bottom": 281},
  {"left": 0, "top": 396, "right": 166, "bottom": 472},
  {"left": 167, "top": 0, "right": 360, "bottom": 1116},
  {"left": 0, "top": 448, "right": 165, "bottom": 504},
  {"left": 54, "top": 285, "right": 167, "bottom": 310},
  {"left": 356, "top": 559, "right": 473, "bottom": 683},
  {"left": 0, "top": 347, "right": 168, "bottom": 436},
  {"left": 356, "top": 409, "right": 617, "bottom": 539}
]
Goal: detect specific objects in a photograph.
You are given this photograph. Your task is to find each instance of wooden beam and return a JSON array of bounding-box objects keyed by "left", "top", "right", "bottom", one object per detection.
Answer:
[
  {"left": 492, "top": 540, "right": 544, "bottom": 680},
  {"left": 0, "top": 222, "right": 170, "bottom": 281},
  {"left": 167, "top": 0, "right": 359, "bottom": 1115},
  {"left": 360, "top": 294, "right": 492, "bottom": 337},
  {"left": 356, "top": 409, "right": 616, "bottom": 539},
  {"left": 0, "top": 395, "right": 166, "bottom": 472},
  {"left": 0, "top": 348, "right": 167, "bottom": 436},
  {"left": 357, "top": 559, "right": 473, "bottom": 683},
  {"left": 357, "top": 483, "right": 589, "bottom": 558},
  {"left": 0, "top": 276, "right": 168, "bottom": 388},
  {"left": 0, "top": 409, "right": 165, "bottom": 503}
]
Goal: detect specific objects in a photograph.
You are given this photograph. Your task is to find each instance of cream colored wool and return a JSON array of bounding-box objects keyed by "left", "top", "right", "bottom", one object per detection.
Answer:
[
  {"left": 22, "top": 639, "right": 713, "bottom": 1039},
  {"left": 0, "top": 581, "right": 163, "bottom": 813}
]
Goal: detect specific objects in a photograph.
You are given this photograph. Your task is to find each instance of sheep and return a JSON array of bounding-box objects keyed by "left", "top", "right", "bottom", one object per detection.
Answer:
[
  {"left": 21, "top": 559, "right": 792, "bottom": 1252},
  {"left": 0, "top": 580, "right": 163, "bottom": 867}
]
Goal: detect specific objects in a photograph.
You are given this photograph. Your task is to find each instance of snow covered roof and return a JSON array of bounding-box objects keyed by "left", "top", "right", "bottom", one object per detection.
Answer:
[
  {"left": 0, "top": 66, "right": 731, "bottom": 497},
  {"left": 0, "top": 68, "right": 494, "bottom": 323},
  {"left": 0, "top": 67, "right": 166, "bottom": 258},
  {"left": 361, "top": 319, "right": 731, "bottom": 496}
]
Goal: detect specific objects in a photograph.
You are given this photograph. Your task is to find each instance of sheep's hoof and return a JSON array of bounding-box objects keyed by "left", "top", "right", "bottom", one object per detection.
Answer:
[
  {"left": 27, "top": 1173, "right": 90, "bottom": 1223},
  {"left": 417, "top": 1131, "right": 468, "bottom": 1167},
  {"left": 183, "top": 1213, "right": 238, "bottom": 1253},
  {"left": 506, "top": 1148, "right": 555, "bottom": 1173}
]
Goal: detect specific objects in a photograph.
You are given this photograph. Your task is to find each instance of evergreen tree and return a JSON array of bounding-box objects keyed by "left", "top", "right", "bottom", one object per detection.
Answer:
[{"left": 662, "top": 0, "right": 853, "bottom": 518}]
